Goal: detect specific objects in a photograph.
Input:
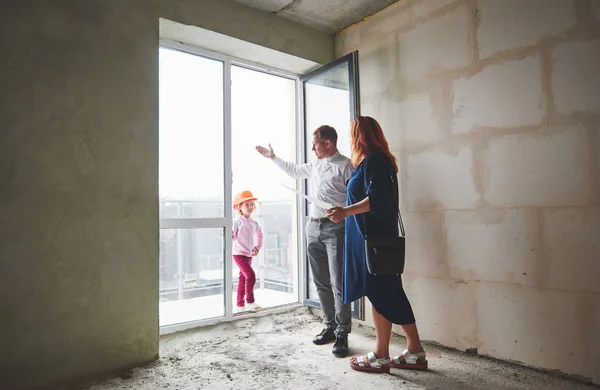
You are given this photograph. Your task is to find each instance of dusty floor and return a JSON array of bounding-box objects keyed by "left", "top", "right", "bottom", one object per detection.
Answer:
[{"left": 54, "top": 308, "right": 597, "bottom": 390}]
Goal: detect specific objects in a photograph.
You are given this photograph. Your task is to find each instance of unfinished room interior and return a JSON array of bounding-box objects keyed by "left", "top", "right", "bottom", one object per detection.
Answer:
[{"left": 1, "top": 0, "right": 599, "bottom": 389}]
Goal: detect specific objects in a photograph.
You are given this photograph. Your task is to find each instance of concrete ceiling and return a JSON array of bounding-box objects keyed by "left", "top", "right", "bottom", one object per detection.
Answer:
[{"left": 233, "top": 0, "right": 400, "bottom": 33}]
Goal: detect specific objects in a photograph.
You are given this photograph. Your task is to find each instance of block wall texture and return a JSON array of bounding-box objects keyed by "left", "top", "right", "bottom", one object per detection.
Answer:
[{"left": 336, "top": 0, "right": 600, "bottom": 383}]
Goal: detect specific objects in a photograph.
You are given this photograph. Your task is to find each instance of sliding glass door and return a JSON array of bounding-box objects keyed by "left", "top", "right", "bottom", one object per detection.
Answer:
[{"left": 300, "top": 51, "right": 364, "bottom": 320}]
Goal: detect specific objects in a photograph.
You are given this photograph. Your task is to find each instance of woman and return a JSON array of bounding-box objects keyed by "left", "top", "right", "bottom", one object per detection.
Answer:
[{"left": 326, "top": 116, "right": 427, "bottom": 374}]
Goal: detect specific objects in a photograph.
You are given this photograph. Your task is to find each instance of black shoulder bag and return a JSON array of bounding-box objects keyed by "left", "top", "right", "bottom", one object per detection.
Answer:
[{"left": 364, "top": 171, "right": 406, "bottom": 276}]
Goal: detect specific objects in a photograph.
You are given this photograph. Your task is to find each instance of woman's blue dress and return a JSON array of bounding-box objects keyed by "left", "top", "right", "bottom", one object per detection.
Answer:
[{"left": 343, "top": 151, "right": 416, "bottom": 325}]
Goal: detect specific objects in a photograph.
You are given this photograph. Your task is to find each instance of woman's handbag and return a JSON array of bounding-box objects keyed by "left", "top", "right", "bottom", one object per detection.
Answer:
[{"left": 364, "top": 172, "right": 406, "bottom": 276}]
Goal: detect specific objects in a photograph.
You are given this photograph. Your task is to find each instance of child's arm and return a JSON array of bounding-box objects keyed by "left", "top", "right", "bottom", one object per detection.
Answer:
[
  {"left": 232, "top": 217, "right": 239, "bottom": 240},
  {"left": 255, "top": 221, "right": 264, "bottom": 250},
  {"left": 251, "top": 221, "right": 264, "bottom": 256}
]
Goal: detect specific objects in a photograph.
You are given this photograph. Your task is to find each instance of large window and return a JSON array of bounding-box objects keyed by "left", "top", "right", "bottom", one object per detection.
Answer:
[
  {"left": 159, "top": 45, "right": 299, "bottom": 330},
  {"left": 159, "top": 42, "right": 362, "bottom": 331}
]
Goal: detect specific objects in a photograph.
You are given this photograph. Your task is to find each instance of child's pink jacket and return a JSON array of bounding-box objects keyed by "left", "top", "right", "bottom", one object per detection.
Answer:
[{"left": 232, "top": 215, "right": 264, "bottom": 257}]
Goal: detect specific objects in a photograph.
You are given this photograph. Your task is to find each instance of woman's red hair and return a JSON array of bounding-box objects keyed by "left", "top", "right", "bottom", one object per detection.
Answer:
[{"left": 350, "top": 116, "right": 398, "bottom": 173}]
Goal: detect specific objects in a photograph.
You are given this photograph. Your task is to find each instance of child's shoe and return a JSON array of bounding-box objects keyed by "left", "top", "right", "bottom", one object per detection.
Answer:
[
  {"left": 246, "top": 302, "right": 261, "bottom": 312},
  {"left": 235, "top": 306, "right": 246, "bottom": 313}
]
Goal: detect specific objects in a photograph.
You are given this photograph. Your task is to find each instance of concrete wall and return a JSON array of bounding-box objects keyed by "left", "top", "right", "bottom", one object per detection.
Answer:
[
  {"left": 0, "top": 1, "right": 332, "bottom": 388},
  {"left": 336, "top": 0, "right": 600, "bottom": 383},
  {"left": 153, "top": 0, "right": 334, "bottom": 64}
]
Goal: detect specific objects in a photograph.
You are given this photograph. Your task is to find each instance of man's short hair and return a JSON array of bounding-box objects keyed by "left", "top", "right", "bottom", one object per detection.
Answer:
[{"left": 313, "top": 125, "right": 338, "bottom": 144}]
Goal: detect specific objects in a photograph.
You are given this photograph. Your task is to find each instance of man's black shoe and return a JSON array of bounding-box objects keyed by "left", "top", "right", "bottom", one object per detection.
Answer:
[
  {"left": 312, "top": 328, "right": 336, "bottom": 345},
  {"left": 332, "top": 334, "right": 349, "bottom": 357}
]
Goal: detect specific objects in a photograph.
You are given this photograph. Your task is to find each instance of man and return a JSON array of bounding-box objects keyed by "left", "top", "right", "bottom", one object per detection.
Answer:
[{"left": 256, "top": 125, "right": 353, "bottom": 357}]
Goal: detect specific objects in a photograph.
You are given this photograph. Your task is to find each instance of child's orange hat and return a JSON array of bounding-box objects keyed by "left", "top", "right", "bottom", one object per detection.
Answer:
[{"left": 233, "top": 190, "right": 258, "bottom": 209}]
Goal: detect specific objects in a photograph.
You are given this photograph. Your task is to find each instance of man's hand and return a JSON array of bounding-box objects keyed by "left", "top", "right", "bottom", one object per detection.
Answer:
[
  {"left": 256, "top": 144, "right": 276, "bottom": 160},
  {"left": 251, "top": 247, "right": 260, "bottom": 256}
]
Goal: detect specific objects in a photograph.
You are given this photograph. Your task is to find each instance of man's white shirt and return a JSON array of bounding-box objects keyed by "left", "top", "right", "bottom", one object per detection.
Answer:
[{"left": 273, "top": 152, "right": 354, "bottom": 218}]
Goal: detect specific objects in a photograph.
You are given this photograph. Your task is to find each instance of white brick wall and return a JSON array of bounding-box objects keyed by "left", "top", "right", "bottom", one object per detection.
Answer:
[
  {"left": 445, "top": 208, "right": 538, "bottom": 286},
  {"left": 476, "top": 283, "right": 590, "bottom": 377},
  {"left": 452, "top": 57, "right": 544, "bottom": 134},
  {"left": 483, "top": 126, "right": 593, "bottom": 207},
  {"left": 360, "top": 101, "right": 377, "bottom": 118},
  {"left": 407, "top": 146, "right": 479, "bottom": 210},
  {"left": 378, "top": 99, "right": 403, "bottom": 149},
  {"left": 412, "top": 0, "right": 457, "bottom": 19},
  {"left": 477, "top": 0, "right": 577, "bottom": 58},
  {"left": 552, "top": 40, "right": 600, "bottom": 114},
  {"left": 358, "top": 35, "right": 396, "bottom": 97},
  {"left": 541, "top": 207, "right": 600, "bottom": 293},
  {"left": 397, "top": 93, "right": 439, "bottom": 145},
  {"left": 397, "top": 6, "right": 470, "bottom": 82},
  {"left": 404, "top": 212, "right": 447, "bottom": 278},
  {"left": 404, "top": 276, "right": 476, "bottom": 350},
  {"left": 335, "top": 0, "right": 599, "bottom": 382}
]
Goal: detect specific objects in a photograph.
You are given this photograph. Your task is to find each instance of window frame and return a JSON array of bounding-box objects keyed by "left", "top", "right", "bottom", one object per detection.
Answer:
[{"left": 159, "top": 39, "right": 306, "bottom": 335}]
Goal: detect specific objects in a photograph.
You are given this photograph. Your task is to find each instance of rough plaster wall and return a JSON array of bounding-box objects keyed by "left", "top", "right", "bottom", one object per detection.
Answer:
[
  {"left": 336, "top": 0, "right": 600, "bottom": 384},
  {"left": 0, "top": 2, "right": 160, "bottom": 389},
  {"left": 0, "top": 1, "right": 332, "bottom": 389}
]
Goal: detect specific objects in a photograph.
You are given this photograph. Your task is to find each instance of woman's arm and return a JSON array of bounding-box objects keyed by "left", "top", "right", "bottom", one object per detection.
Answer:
[
  {"left": 326, "top": 197, "right": 370, "bottom": 223},
  {"left": 343, "top": 197, "right": 370, "bottom": 216}
]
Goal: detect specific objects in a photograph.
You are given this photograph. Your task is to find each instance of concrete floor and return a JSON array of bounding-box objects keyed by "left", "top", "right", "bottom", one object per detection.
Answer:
[{"left": 53, "top": 308, "right": 597, "bottom": 390}]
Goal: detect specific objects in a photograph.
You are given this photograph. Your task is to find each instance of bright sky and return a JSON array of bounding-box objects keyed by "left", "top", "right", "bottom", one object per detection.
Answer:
[{"left": 159, "top": 48, "right": 351, "bottom": 205}]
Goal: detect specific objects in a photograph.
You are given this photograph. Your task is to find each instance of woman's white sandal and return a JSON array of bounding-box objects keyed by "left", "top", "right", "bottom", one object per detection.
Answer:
[
  {"left": 390, "top": 349, "right": 428, "bottom": 370},
  {"left": 349, "top": 352, "right": 390, "bottom": 373}
]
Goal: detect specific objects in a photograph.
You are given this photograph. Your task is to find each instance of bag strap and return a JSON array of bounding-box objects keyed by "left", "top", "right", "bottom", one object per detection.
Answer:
[{"left": 391, "top": 173, "right": 406, "bottom": 238}]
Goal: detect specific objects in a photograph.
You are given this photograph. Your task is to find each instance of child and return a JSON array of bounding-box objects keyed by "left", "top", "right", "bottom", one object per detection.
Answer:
[{"left": 232, "top": 190, "right": 264, "bottom": 312}]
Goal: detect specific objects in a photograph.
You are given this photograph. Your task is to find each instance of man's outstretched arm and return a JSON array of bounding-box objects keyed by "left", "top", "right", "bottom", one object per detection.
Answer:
[{"left": 256, "top": 144, "right": 312, "bottom": 179}]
